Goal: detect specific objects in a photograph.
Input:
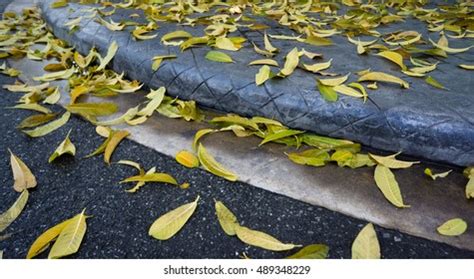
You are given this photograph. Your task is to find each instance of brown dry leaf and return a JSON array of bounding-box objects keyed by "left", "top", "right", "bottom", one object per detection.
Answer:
[{"left": 9, "top": 149, "right": 37, "bottom": 192}]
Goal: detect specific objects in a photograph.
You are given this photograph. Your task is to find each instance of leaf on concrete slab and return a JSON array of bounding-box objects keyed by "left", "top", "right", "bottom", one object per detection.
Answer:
[
  {"left": 255, "top": 65, "right": 272, "bottom": 86},
  {"left": 358, "top": 71, "right": 409, "bottom": 88},
  {"left": 437, "top": 218, "right": 467, "bottom": 236},
  {"left": 374, "top": 165, "right": 409, "bottom": 208},
  {"left": 96, "top": 41, "right": 118, "bottom": 72},
  {"left": 425, "top": 76, "right": 446, "bottom": 90},
  {"left": 278, "top": 47, "right": 299, "bottom": 77}
]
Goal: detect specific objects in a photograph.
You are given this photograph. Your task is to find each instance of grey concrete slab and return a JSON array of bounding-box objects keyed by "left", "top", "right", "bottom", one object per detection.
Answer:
[{"left": 5, "top": 0, "right": 474, "bottom": 252}]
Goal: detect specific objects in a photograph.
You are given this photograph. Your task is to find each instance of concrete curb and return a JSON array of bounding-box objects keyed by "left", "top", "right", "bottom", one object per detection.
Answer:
[{"left": 39, "top": 0, "right": 474, "bottom": 167}]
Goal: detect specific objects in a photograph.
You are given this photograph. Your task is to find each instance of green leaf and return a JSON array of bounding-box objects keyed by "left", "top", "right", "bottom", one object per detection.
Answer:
[
  {"left": 369, "top": 153, "right": 419, "bottom": 169},
  {"left": 234, "top": 225, "right": 300, "bottom": 251},
  {"left": 437, "top": 218, "right": 467, "bottom": 236},
  {"left": 205, "top": 51, "right": 233, "bottom": 63},
  {"left": 287, "top": 149, "right": 330, "bottom": 167},
  {"left": 424, "top": 168, "right": 451, "bottom": 180},
  {"left": 149, "top": 196, "right": 200, "bottom": 240},
  {"left": 215, "top": 200, "right": 239, "bottom": 236},
  {"left": 259, "top": 129, "right": 304, "bottom": 146},
  {"left": 425, "top": 76, "right": 446, "bottom": 90},
  {"left": 10, "top": 103, "right": 52, "bottom": 114},
  {"left": 210, "top": 114, "right": 259, "bottom": 130},
  {"left": 49, "top": 130, "right": 76, "bottom": 163},
  {"left": 197, "top": 143, "right": 237, "bottom": 181},
  {"left": 0, "top": 190, "right": 29, "bottom": 233},
  {"left": 286, "top": 244, "right": 329, "bottom": 259},
  {"left": 374, "top": 165, "right": 409, "bottom": 208},
  {"left": 22, "top": 112, "right": 70, "bottom": 138},
  {"left": 317, "top": 82, "right": 338, "bottom": 102},
  {"left": 351, "top": 223, "right": 380, "bottom": 259},
  {"left": 48, "top": 209, "right": 88, "bottom": 259}
]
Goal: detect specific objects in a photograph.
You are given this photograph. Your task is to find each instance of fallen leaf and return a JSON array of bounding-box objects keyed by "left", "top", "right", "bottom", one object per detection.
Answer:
[
  {"left": 259, "top": 129, "right": 304, "bottom": 146},
  {"left": 376, "top": 51, "right": 406, "bottom": 70},
  {"left": 234, "top": 225, "right": 299, "bottom": 251},
  {"left": 104, "top": 130, "right": 130, "bottom": 164},
  {"left": 317, "top": 82, "right": 338, "bottom": 102},
  {"left": 215, "top": 37, "right": 239, "bottom": 51},
  {"left": 429, "top": 38, "right": 473, "bottom": 53},
  {"left": 318, "top": 74, "right": 349, "bottom": 87},
  {"left": 48, "top": 130, "right": 76, "bottom": 163},
  {"left": 369, "top": 153, "right": 419, "bottom": 169},
  {"left": 374, "top": 165, "right": 409, "bottom": 208},
  {"left": 48, "top": 209, "right": 88, "bottom": 259},
  {"left": 197, "top": 143, "right": 238, "bottom": 182},
  {"left": 286, "top": 244, "right": 329, "bottom": 259},
  {"left": 27, "top": 217, "right": 73, "bottom": 259},
  {"left": 248, "top": 59, "right": 279, "bottom": 67},
  {"left": 459, "top": 64, "right": 474, "bottom": 70},
  {"left": 17, "top": 113, "right": 57, "bottom": 129},
  {"left": 121, "top": 172, "right": 177, "bottom": 185},
  {"left": 149, "top": 196, "right": 200, "bottom": 240},
  {"left": 22, "top": 112, "right": 71, "bottom": 138},
  {"left": 205, "top": 51, "right": 233, "bottom": 63},
  {"left": 161, "top": 30, "right": 192, "bottom": 43},
  {"left": 66, "top": 103, "right": 118, "bottom": 117},
  {"left": 351, "top": 223, "right": 380, "bottom": 259},
  {"left": 425, "top": 76, "right": 446, "bottom": 90},
  {"left": 9, "top": 150, "right": 37, "bottom": 192},
  {"left": 359, "top": 72, "right": 409, "bottom": 88},
  {"left": 424, "top": 168, "right": 451, "bottom": 180},
  {"left": 215, "top": 200, "right": 239, "bottom": 236},
  {"left": 437, "top": 218, "right": 467, "bottom": 236},
  {"left": 287, "top": 149, "right": 330, "bottom": 167},
  {"left": 175, "top": 150, "right": 199, "bottom": 168},
  {"left": 278, "top": 47, "right": 299, "bottom": 77},
  {"left": 255, "top": 65, "right": 271, "bottom": 86},
  {"left": 0, "top": 190, "right": 29, "bottom": 233}
]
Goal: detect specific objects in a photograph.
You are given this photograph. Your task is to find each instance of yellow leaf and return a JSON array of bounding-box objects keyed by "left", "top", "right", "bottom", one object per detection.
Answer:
[
  {"left": 66, "top": 103, "right": 118, "bottom": 117},
  {"left": 149, "top": 196, "right": 199, "bottom": 240},
  {"left": 302, "top": 59, "right": 332, "bottom": 73},
  {"left": 17, "top": 113, "right": 57, "bottom": 129},
  {"left": 197, "top": 143, "right": 237, "bottom": 182},
  {"left": 22, "top": 112, "right": 71, "bottom": 138},
  {"left": 278, "top": 47, "right": 299, "bottom": 77},
  {"left": 234, "top": 225, "right": 299, "bottom": 251},
  {"left": 437, "top": 218, "right": 467, "bottom": 236},
  {"left": 255, "top": 65, "right": 271, "bottom": 86},
  {"left": 286, "top": 244, "right": 329, "bottom": 259},
  {"left": 96, "top": 41, "right": 118, "bottom": 72},
  {"left": 466, "top": 177, "right": 474, "bottom": 199},
  {"left": 374, "top": 165, "right": 409, "bottom": 208},
  {"left": 97, "top": 17, "right": 124, "bottom": 31},
  {"left": 359, "top": 71, "right": 409, "bottom": 89},
  {"left": 263, "top": 32, "right": 278, "bottom": 53},
  {"left": 27, "top": 217, "right": 72, "bottom": 259},
  {"left": 161, "top": 30, "right": 192, "bottom": 43},
  {"left": 121, "top": 172, "right": 177, "bottom": 185},
  {"left": 193, "top": 128, "right": 215, "bottom": 151},
  {"left": 215, "top": 200, "right": 239, "bottom": 236},
  {"left": 459, "top": 64, "right": 474, "bottom": 70},
  {"left": 376, "top": 51, "right": 406, "bottom": 70},
  {"left": 334, "top": 84, "right": 363, "bottom": 99},
  {"left": 104, "top": 130, "right": 130, "bottom": 164},
  {"left": 424, "top": 168, "right": 451, "bottom": 180},
  {"left": 425, "top": 76, "right": 446, "bottom": 90},
  {"left": 9, "top": 150, "right": 37, "bottom": 192},
  {"left": 248, "top": 59, "right": 279, "bottom": 67},
  {"left": 33, "top": 68, "right": 75, "bottom": 82},
  {"left": 318, "top": 74, "right": 350, "bottom": 87},
  {"left": 215, "top": 37, "right": 238, "bottom": 51},
  {"left": 385, "top": 34, "right": 421, "bottom": 46},
  {"left": 429, "top": 38, "right": 473, "bottom": 53},
  {"left": 10, "top": 103, "right": 52, "bottom": 114},
  {"left": 205, "top": 50, "right": 233, "bottom": 63},
  {"left": 175, "top": 150, "right": 199, "bottom": 168},
  {"left": 351, "top": 223, "right": 380, "bottom": 259},
  {"left": 49, "top": 130, "right": 76, "bottom": 163},
  {"left": 369, "top": 153, "right": 419, "bottom": 169},
  {"left": 132, "top": 26, "right": 158, "bottom": 41},
  {"left": 48, "top": 209, "right": 88, "bottom": 259},
  {"left": 0, "top": 190, "right": 28, "bottom": 233}
]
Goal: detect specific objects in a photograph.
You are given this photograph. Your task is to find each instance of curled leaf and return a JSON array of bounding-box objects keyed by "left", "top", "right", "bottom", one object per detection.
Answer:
[
  {"left": 104, "top": 130, "right": 130, "bottom": 164},
  {"left": 376, "top": 51, "right": 406, "bottom": 70},
  {"left": 278, "top": 47, "right": 299, "bottom": 77},
  {"left": 22, "top": 112, "right": 71, "bottom": 138},
  {"left": 197, "top": 143, "right": 237, "bottom": 182},
  {"left": 175, "top": 150, "right": 199, "bottom": 168},
  {"left": 255, "top": 65, "right": 271, "bottom": 86},
  {"left": 49, "top": 130, "right": 76, "bottom": 163},
  {"left": 359, "top": 72, "right": 409, "bottom": 89},
  {"left": 234, "top": 226, "right": 299, "bottom": 251},
  {"left": 9, "top": 150, "right": 37, "bottom": 192},
  {"left": 424, "top": 168, "right": 451, "bottom": 180},
  {"left": 286, "top": 244, "right": 329, "bottom": 259}
]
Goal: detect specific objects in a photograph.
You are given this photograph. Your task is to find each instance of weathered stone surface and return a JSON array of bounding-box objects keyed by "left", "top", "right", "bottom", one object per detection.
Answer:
[{"left": 40, "top": 0, "right": 474, "bottom": 166}]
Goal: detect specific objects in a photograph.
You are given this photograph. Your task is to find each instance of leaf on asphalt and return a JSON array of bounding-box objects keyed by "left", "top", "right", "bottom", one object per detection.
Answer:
[
  {"left": 317, "top": 82, "right": 338, "bottom": 102},
  {"left": 0, "top": 190, "right": 29, "bottom": 233},
  {"left": 96, "top": 41, "right": 118, "bottom": 72},
  {"left": 66, "top": 103, "right": 118, "bottom": 117},
  {"left": 234, "top": 225, "right": 300, "bottom": 251},
  {"left": 424, "top": 168, "right": 451, "bottom": 180},
  {"left": 437, "top": 218, "right": 467, "bottom": 236},
  {"left": 255, "top": 65, "right": 271, "bottom": 86},
  {"left": 259, "top": 129, "right": 304, "bottom": 146},
  {"left": 9, "top": 150, "right": 37, "bottom": 192},
  {"left": 286, "top": 244, "right": 329, "bottom": 259},
  {"left": 374, "top": 165, "right": 409, "bottom": 208},
  {"left": 376, "top": 51, "right": 406, "bottom": 70},
  {"left": 248, "top": 59, "right": 279, "bottom": 67},
  {"left": 358, "top": 71, "right": 409, "bottom": 89},
  {"left": 27, "top": 217, "right": 73, "bottom": 259},
  {"left": 117, "top": 160, "right": 142, "bottom": 171},
  {"left": 287, "top": 149, "right": 330, "bottom": 167},
  {"left": 351, "top": 223, "right": 381, "bottom": 259},
  {"left": 175, "top": 150, "right": 199, "bottom": 168},
  {"left": 149, "top": 196, "right": 200, "bottom": 240},
  {"left": 49, "top": 130, "right": 76, "bottom": 163},
  {"left": 104, "top": 130, "right": 130, "bottom": 164},
  {"left": 10, "top": 103, "right": 52, "bottom": 114},
  {"left": 48, "top": 209, "right": 88, "bottom": 259},
  {"left": 369, "top": 153, "right": 419, "bottom": 169},
  {"left": 23, "top": 112, "right": 71, "bottom": 138},
  {"left": 215, "top": 200, "right": 239, "bottom": 236},
  {"left": 205, "top": 50, "right": 233, "bottom": 63},
  {"left": 197, "top": 143, "right": 238, "bottom": 182},
  {"left": 17, "top": 113, "right": 57, "bottom": 129},
  {"left": 425, "top": 76, "right": 446, "bottom": 90},
  {"left": 121, "top": 172, "right": 178, "bottom": 185},
  {"left": 278, "top": 47, "right": 299, "bottom": 77}
]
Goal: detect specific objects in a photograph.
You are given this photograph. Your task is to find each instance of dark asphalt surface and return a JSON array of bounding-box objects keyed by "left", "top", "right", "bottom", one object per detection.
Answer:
[
  {"left": 0, "top": 71, "right": 474, "bottom": 259},
  {"left": 1, "top": 2, "right": 474, "bottom": 259}
]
